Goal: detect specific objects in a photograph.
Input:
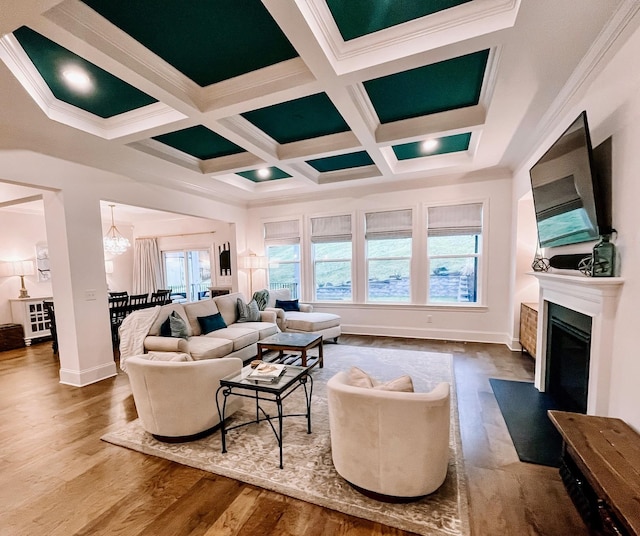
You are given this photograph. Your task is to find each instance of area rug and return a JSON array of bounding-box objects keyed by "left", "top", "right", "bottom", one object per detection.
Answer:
[
  {"left": 102, "top": 345, "right": 469, "bottom": 536},
  {"left": 490, "top": 378, "right": 563, "bottom": 467}
]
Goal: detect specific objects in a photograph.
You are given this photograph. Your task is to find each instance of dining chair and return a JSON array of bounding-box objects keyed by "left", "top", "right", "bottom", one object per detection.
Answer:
[
  {"left": 150, "top": 289, "right": 171, "bottom": 304},
  {"left": 129, "top": 293, "right": 149, "bottom": 308},
  {"left": 108, "top": 296, "right": 129, "bottom": 347}
]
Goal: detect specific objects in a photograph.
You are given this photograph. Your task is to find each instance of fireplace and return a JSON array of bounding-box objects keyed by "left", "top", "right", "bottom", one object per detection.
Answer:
[
  {"left": 531, "top": 272, "right": 623, "bottom": 415},
  {"left": 546, "top": 303, "right": 591, "bottom": 414}
]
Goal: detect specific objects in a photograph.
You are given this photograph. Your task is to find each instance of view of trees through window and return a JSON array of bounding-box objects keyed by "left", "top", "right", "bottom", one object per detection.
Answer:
[
  {"left": 266, "top": 244, "right": 300, "bottom": 299},
  {"left": 163, "top": 249, "right": 211, "bottom": 302},
  {"left": 428, "top": 235, "right": 479, "bottom": 303},
  {"left": 367, "top": 237, "right": 411, "bottom": 302},
  {"left": 313, "top": 241, "right": 352, "bottom": 301}
]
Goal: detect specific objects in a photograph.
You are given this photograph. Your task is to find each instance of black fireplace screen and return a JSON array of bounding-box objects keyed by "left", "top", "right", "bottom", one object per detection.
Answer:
[{"left": 546, "top": 303, "right": 592, "bottom": 414}]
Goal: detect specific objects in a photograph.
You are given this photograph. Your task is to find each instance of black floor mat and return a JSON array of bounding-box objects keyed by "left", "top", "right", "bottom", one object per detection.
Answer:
[{"left": 489, "top": 378, "right": 563, "bottom": 467}]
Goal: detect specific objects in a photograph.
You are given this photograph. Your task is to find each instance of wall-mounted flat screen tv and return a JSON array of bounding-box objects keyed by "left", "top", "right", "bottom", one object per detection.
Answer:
[{"left": 529, "top": 111, "right": 610, "bottom": 248}]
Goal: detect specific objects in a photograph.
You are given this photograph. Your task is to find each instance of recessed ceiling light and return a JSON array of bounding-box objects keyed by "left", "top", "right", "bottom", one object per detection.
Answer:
[
  {"left": 257, "top": 168, "right": 271, "bottom": 179},
  {"left": 421, "top": 139, "right": 439, "bottom": 153},
  {"left": 61, "top": 66, "right": 92, "bottom": 92}
]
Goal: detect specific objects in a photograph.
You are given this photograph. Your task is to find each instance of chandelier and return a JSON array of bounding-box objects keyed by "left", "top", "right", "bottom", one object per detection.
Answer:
[{"left": 103, "top": 204, "right": 131, "bottom": 256}]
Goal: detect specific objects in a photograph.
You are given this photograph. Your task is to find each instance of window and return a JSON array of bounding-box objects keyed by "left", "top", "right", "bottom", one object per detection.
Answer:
[
  {"left": 264, "top": 220, "right": 300, "bottom": 299},
  {"left": 163, "top": 249, "right": 211, "bottom": 302},
  {"left": 427, "top": 203, "right": 482, "bottom": 304},
  {"left": 365, "top": 209, "right": 412, "bottom": 302},
  {"left": 311, "top": 214, "right": 352, "bottom": 301}
]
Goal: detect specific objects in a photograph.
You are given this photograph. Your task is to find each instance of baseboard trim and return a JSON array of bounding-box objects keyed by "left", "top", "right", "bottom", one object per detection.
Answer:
[
  {"left": 341, "top": 323, "right": 507, "bottom": 345},
  {"left": 59, "top": 361, "right": 117, "bottom": 387}
]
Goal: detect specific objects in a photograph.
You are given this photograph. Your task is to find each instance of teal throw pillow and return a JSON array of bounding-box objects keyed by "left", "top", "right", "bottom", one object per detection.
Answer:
[
  {"left": 252, "top": 289, "right": 269, "bottom": 311},
  {"left": 169, "top": 311, "right": 189, "bottom": 338},
  {"left": 198, "top": 312, "right": 227, "bottom": 335},
  {"left": 275, "top": 299, "right": 300, "bottom": 312},
  {"left": 237, "top": 298, "right": 261, "bottom": 322}
]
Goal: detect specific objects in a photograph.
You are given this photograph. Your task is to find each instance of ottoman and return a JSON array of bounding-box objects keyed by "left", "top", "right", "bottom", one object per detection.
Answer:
[{"left": 284, "top": 311, "right": 341, "bottom": 342}]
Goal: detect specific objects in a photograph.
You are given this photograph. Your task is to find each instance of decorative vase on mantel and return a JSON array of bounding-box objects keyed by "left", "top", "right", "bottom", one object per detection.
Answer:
[
  {"left": 531, "top": 244, "right": 549, "bottom": 272},
  {"left": 591, "top": 233, "right": 616, "bottom": 277}
]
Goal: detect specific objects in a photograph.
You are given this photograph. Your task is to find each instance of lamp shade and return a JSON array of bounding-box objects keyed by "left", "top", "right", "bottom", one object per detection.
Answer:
[
  {"left": 105, "top": 260, "right": 114, "bottom": 274},
  {"left": 0, "top": 260, "right": 35, "bottom": 277},
  {"left": 240, "top": 254, "right": 268, "bottom": 270}
]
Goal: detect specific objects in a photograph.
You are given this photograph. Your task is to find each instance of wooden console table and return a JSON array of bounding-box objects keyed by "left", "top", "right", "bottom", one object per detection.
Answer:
[
  {"left": 549, "top": 410, "right": 640, "bottom": 535},
  {"left": 519, "top": 302, "right": 538, "bottom": 358}
]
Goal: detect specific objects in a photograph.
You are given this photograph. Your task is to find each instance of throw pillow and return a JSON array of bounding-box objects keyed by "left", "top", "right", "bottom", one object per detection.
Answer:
[
  {"left": 275, "top": 299, "right": 300, "bottom": 312},
  {"left": 198, "top": 312, "right": 227, "bottom": 335},
  {"left": 252, "top": 289, "right": 270, "bottom": 311},
  {"left": 347, "top": 366, "right": 374, "bottom": 388},
  {"left": 169, "top": 311, "right": 189, "bottom": 339},
  {"left": 144, "top": 351, "right": 193, "bottom": 362},
  {"left": 373, "top": 375, "right": 414, "bottom": 392},
  {"left": 160, "top": 316, "right": 171, "bottom": 337},
  {"left": 237, "top": 298, "right": 261, "bottom": 322},
  {"left": 346, "top": 366, "right": 414, "bottom": 392}
]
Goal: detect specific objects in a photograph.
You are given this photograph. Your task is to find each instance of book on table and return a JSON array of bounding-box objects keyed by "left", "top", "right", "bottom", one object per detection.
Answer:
[{"left": 248, "top": 363, "right": 287, "bottom": 383}]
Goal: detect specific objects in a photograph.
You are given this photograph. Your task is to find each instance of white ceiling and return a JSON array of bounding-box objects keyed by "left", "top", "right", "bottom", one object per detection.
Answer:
[{"left": 0, "top": 0, "right": 637, "bottom": 208}]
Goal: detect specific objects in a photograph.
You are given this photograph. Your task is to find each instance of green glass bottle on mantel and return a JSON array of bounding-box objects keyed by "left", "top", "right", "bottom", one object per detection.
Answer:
[{"left": 591, "top": 233, "right": 616, "bottom": 277}]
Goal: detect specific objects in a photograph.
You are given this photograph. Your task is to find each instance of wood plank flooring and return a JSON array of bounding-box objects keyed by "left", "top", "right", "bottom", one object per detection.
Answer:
[{"left": 0, "top": 336, "right": 589, "bottom": 535}]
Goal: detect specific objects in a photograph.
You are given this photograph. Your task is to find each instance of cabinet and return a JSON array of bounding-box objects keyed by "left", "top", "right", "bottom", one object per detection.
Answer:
[
  {"left": 10, "top": 297, "right": 53, "bottom": 345},
  {"left": 519, "top": 302, "right": 538, "bottom": 358}
]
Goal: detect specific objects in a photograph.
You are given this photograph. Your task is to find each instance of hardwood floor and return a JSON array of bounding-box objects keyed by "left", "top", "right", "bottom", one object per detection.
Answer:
[{"left": 0, "top": 336, "right": 589, "bottom": 536}]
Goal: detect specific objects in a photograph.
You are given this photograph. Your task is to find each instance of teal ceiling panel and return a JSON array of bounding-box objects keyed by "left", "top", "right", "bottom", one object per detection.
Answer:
[
  {"left": 327, "top": 0, "right": 472, "bottom": 41},
  {"left": 393, "top": 133, "right": 472, "bottom": 160},
  {"left": 81, "top": 0, "right": 298, "bottom": 87},
  {"left": 364, "top": 50, "right": 489, "bottom": 124},
  {"left": 153, "top": 126, "right": 244, "bottom": 160},
  {"left": 237, "top": 167, "right": 291, "bottom": 182},
  {"left": 306, "top": 151, "right": 374, "bottom": 173},
  {"left": 13, "top": 26, "right": 157, "bottom": 118},
  {"left": 241, "top": 93, "right": 350, "bottom": 144}
]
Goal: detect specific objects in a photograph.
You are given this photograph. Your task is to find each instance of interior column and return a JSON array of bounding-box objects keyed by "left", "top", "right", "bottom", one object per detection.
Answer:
[{"left": 42, "top": 190, "right": 116, "bottom": 386}]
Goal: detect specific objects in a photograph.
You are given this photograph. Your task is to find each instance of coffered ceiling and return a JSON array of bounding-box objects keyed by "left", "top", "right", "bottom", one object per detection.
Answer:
[{"left": 0, "top": 0, "right": 632, "bottom": 205}]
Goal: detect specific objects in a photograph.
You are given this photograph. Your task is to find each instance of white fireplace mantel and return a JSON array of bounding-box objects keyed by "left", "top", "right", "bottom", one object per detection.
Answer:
[{"left": 529, "top": 272, "right": 624, "bottom": 415}]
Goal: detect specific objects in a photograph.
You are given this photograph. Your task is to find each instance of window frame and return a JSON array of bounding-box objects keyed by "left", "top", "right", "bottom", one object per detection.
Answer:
[
  {"left": 364, "top": 208, "right": 413, "bottom": 303},
  {"left": 264, "top": 218, "right": 302, "bottom": 299},
  {"left": 425, "top": 201, "right": 485, "bottom": 306},
  {"left": 309, "top": 213, "right": 354, "bottom": 302},
  {"left": 161, "top": 248, "right": 212, "bottom": 302}
]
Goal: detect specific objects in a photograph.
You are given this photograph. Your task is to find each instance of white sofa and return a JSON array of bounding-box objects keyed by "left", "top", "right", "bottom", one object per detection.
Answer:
[
  {"left": 126, "top": 355, "right": 244, "bottom": 441},
  {"left": 140, "top": 292, "right": 278, "bottom": 361},
  {"left": 265, "top": 288, "right": 341, "bottom": 342},
  {"left": 327, "top": 370, "right": 451, "bottom": 499}
]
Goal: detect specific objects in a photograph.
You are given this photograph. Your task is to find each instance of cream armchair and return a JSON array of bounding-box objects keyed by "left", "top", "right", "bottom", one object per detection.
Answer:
[
  {"left": 126, "top": 355, "right": 244, "bottom": 442},
  {"left": 327, "top": 371, "right": 451, "bottom": 499}
]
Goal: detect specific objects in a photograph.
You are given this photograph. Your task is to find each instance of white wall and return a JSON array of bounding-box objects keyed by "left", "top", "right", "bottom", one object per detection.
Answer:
[
  {"left": 512, "top": 21, "right": 640, "bottom": 428},
  {"left": 0, "top": 208, "right": 52, "bottom": 324},
  {"left": 247, "top": 176, "right": 514, "bottom": 344}
]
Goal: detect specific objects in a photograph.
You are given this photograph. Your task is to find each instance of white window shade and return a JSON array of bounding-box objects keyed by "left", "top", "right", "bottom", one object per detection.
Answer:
[
  {"left": 311, "top": 214, "right": 352, "bottom": 243},
  {"left": 427, "top": 203, "right": 483, "bottom": 236},
  {"left": 264, "top": 219, "right": 300, "bottom": 243},
  {"left": 365, "top": 209, "right": 412, "bottom": 240}
]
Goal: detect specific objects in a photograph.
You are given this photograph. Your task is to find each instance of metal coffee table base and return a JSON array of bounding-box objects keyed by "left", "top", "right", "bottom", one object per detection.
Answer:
[{"left": 216, "top": 368, "right": 312, "bottom": 469}]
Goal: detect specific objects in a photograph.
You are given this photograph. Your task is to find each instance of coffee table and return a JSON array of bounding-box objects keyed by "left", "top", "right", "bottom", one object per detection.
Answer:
[
  {"left": 216, "top": 364, "right": 312, "bottom": 469},
  {"left": 258, "top": 332, "right": 323, "bottom": 368}
]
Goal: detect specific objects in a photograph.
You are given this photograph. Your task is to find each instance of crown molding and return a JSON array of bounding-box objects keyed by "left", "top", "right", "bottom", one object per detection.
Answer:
[
  {"left": 521, "top": 0, "right": 640, "bottom": 169},
  {"left": 297, "top": 0, "right": 520, "bottom": 75}
]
